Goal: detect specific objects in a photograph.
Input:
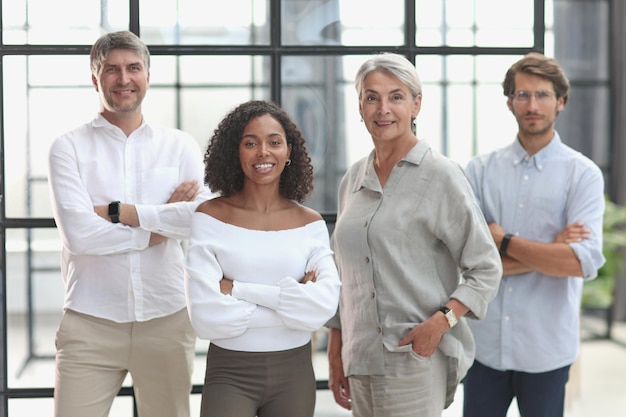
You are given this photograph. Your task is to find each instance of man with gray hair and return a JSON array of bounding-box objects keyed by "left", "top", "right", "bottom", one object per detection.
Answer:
[{"left": 48, "top": 30, "right": 213, "bottom": 417}]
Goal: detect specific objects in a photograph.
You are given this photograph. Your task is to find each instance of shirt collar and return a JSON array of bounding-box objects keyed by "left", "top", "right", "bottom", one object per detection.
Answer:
[
  {"left": 511, "top": 131, "right": 562, "bottom": 171},
  {"left": 352, "top": 140, "right": 431, "bottom": 192},
  {"left": 92, "top": 113, "right": 148, "bottom": 133}
]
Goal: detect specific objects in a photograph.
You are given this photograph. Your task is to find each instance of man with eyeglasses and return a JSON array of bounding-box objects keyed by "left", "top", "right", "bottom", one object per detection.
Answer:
[{"left": 462, "top": 53, "right": 606, "bottom": 417}]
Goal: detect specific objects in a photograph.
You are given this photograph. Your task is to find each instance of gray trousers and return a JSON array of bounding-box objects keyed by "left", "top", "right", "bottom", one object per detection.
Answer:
[{"left": 200, "top": 341, "right": 315, "bottom": 417}]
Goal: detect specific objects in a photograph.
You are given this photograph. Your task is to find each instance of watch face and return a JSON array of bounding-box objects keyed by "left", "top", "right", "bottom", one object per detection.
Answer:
[
  {"left": 445, "top": 311, "right": 458, "bottom": 327},
  {"left": 108, "top": 201, "right": 120, "bottom": 223},
  {"left": 108, "top": 201, "right": 120, "bottom": 216}
]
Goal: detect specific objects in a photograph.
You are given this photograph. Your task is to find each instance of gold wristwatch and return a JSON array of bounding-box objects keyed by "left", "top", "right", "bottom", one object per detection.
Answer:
[{"left": 439, "top": 306, "right": 458, "bottom": 328}]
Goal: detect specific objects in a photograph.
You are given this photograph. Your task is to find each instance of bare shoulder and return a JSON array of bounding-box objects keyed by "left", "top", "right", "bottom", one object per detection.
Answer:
[
  {"left": 196, "top": 197, "right": 229, "bottom": 218},
  {"left": 293, "top": 202, "right": 323, "bottom": 225}
]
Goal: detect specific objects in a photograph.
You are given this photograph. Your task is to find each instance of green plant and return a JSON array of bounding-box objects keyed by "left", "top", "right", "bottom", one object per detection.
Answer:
[{"left": 582, "top": 197, "right": 626, "bottom": 308}]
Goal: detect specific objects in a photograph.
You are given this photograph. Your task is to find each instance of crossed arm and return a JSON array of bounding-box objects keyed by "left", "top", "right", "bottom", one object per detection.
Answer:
[
  {"left": 93, "top": 180, "right": 200, "bottom": 246},
  {"left": 490, "top": 221, "right": 588, "bottom": 277},
  {"left": 218, "top": 269, "right": 318, "bottom": 295}
]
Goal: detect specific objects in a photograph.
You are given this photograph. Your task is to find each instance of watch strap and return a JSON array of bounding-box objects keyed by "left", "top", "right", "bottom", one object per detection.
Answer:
[
  {"left": 499, "top": 233, "right": 514, "bottom": 255},
  {"left": 108, "top": 201, "right": 121, "bottom": 224}
]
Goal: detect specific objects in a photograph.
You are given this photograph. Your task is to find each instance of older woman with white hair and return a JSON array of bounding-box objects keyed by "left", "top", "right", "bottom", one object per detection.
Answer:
[{"left": 326, "top": 53, "right": 502, "bottom": 417}]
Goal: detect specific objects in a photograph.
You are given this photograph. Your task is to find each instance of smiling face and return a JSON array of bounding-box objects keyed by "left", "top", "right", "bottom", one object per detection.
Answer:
[
  {"left": 92, "top": 48, "right": 150, "bottom": 120},
  {"left": 239, "top": 114, "right": 292, "bottom": 187},
  {"left": 359, "top": 70, "right": 421, "bottom": 145}
]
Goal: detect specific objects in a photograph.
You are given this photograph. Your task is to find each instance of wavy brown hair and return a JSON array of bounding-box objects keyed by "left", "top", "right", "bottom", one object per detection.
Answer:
[
  {"left": 502, "top": 52, "right": 570, "bottom": 105},
  {"left": 203, "top": 100, "right": 314, "bottom": 202}
]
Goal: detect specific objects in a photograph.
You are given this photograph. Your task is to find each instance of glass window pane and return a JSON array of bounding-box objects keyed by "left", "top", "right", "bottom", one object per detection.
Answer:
[
  {"left": 475, "top": 0, "right": 534, "bottom": 47},
  {"left": 176, "top": 55, "right": 270, "bottom": 150},
  {"left": 9, "top": 398, "right": 54, "bottom": 415},
  {"left": 140, "top": 0, "right": 269, "bottom": 45},
  {"left": 281, "top": 56, "right": 347, "bottom": 212},
  {"left": 446, "top": 85, "right": 474, "bottom": 163},
  {"left": 417, "top": 55, "right": 523, "bottom": 167},
  {"left": 418, "top": 83, "right": 444, "bottom": 154},
  {"left": 475, "top": 55, "right": 522, "bottom": 157},
  {"left": 282, "top": 0, "right": 341, "bottom": 45},
  {"left": 417, "top": 0, "right": 535, "bottom": 47},
  {"left": 475, "top": 55, "right": 518, "bottom": 84},
  {"left": 2, "top": 0, "right": 128, "bottom": 45},
  {"left": 445, "top": 0, "right": 475, "bottom": 27},
  {"left": 339, "top": 0, "right": 404, "bottom": 46},
  {"left": 544, "top": 0, "right": 555, "bottom": 56},
  {"left": 180, "top": 87, "right": 268, "bottom": 151},
  {"left": 556, "top": 85, "right": 610, "bottom": 167},
  {"left": 148, "top": 56, "right": 179, "bottom": 85},
  {"left": 415, "top": 55, "right": 444, "bottom": 154},
  {"left": 178, "top": 55, "right": 265, "bottom": 85},
  {"left": 554, "top": 0, "right": 609, "bottom": 80},
  {"left": 476, "top": 84, "right": 518, "bottom": 155},
  {"left": 142, "top": 89, "right": 179, "bottom": 130},
  {"left": 7, "top": 228, "right": 63, "bottom": 389},
  {"left": 3, "top": 56, "right": 97, "bottom": 218},
  {"left": 283, "top": 0, "right": 403, "bottom": 46}
]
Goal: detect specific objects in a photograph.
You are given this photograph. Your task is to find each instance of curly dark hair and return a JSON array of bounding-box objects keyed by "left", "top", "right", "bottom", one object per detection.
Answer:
[{"left": 203, "top": 100, "right": 314, "bottom": 202}]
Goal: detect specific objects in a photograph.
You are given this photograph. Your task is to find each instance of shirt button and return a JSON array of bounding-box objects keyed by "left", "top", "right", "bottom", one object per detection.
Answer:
[
  {"left": 365, "top": 257, "right": 370, "bottom": 263},
  {"left": 376, "top": 326, "right": 382, "bottom": 334},
  {"left": 370, "top": 292, "right": 375, "bottom": 299},
  {"left": 397, "top": 161, "right": 404, "bottom": 167},
  {"left": 364, "top": 221, "right": 368, "bottom": 227}
]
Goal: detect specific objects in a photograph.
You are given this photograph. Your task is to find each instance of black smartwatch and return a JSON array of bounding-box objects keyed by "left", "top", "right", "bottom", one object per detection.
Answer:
[
  {"left": 108, "top": 201, "right": 121, "bottom": 223},
  {"left": 499, "top": 233, "right": 514, "bottom": 255}
]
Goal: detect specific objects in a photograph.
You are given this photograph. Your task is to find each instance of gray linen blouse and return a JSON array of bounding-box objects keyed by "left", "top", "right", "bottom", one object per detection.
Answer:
[{"left": 328, "top": 140, "right": 502, "bottom": 404}]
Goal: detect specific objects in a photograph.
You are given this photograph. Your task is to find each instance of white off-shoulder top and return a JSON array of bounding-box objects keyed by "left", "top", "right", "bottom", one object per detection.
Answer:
[{"left": 184, "top": 213, "right": 341, "bottom": 352}]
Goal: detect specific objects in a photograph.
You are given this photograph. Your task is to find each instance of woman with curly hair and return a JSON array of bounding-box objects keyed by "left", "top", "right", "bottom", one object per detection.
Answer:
[{"left": 184, "top": 100, "right": 341, "bottom": 417}]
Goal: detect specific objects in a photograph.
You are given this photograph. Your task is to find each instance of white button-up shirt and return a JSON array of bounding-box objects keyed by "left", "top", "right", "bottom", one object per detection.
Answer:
[{"left": 48, "top": 114, "right": 213, "bottom": 323}]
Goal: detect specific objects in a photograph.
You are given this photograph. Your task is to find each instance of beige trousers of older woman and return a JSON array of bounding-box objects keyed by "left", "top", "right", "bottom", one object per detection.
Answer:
[{"left": 349, "top": 347, "right": 448, "bottom": 417}]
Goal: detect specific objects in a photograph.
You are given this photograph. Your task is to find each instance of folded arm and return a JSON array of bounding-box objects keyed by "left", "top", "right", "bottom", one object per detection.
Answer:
[
  {"left": 491, "top": 222, "right": 587, "bottom": 277},
  {"left": 93, "top": 180, "right": 201, "bottom": 246}
]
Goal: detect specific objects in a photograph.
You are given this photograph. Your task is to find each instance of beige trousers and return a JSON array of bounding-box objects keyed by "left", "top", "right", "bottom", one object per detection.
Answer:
[
  {"left": 349, "top": 348, "right": 448, "bottom": 417},
  {"left": 54, "top": 308, "right": 196, "bottom": 417}
]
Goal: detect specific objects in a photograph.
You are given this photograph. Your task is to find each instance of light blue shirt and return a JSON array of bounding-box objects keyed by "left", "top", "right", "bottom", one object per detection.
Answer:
[{"left": 465, "top": 132, "right": 605, "bottom": 373}]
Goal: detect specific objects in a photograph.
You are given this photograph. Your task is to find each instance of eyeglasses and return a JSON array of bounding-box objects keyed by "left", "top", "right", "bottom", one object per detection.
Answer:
[{"left": 510, "top": 90, "right": 556, "bottom": 103}]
